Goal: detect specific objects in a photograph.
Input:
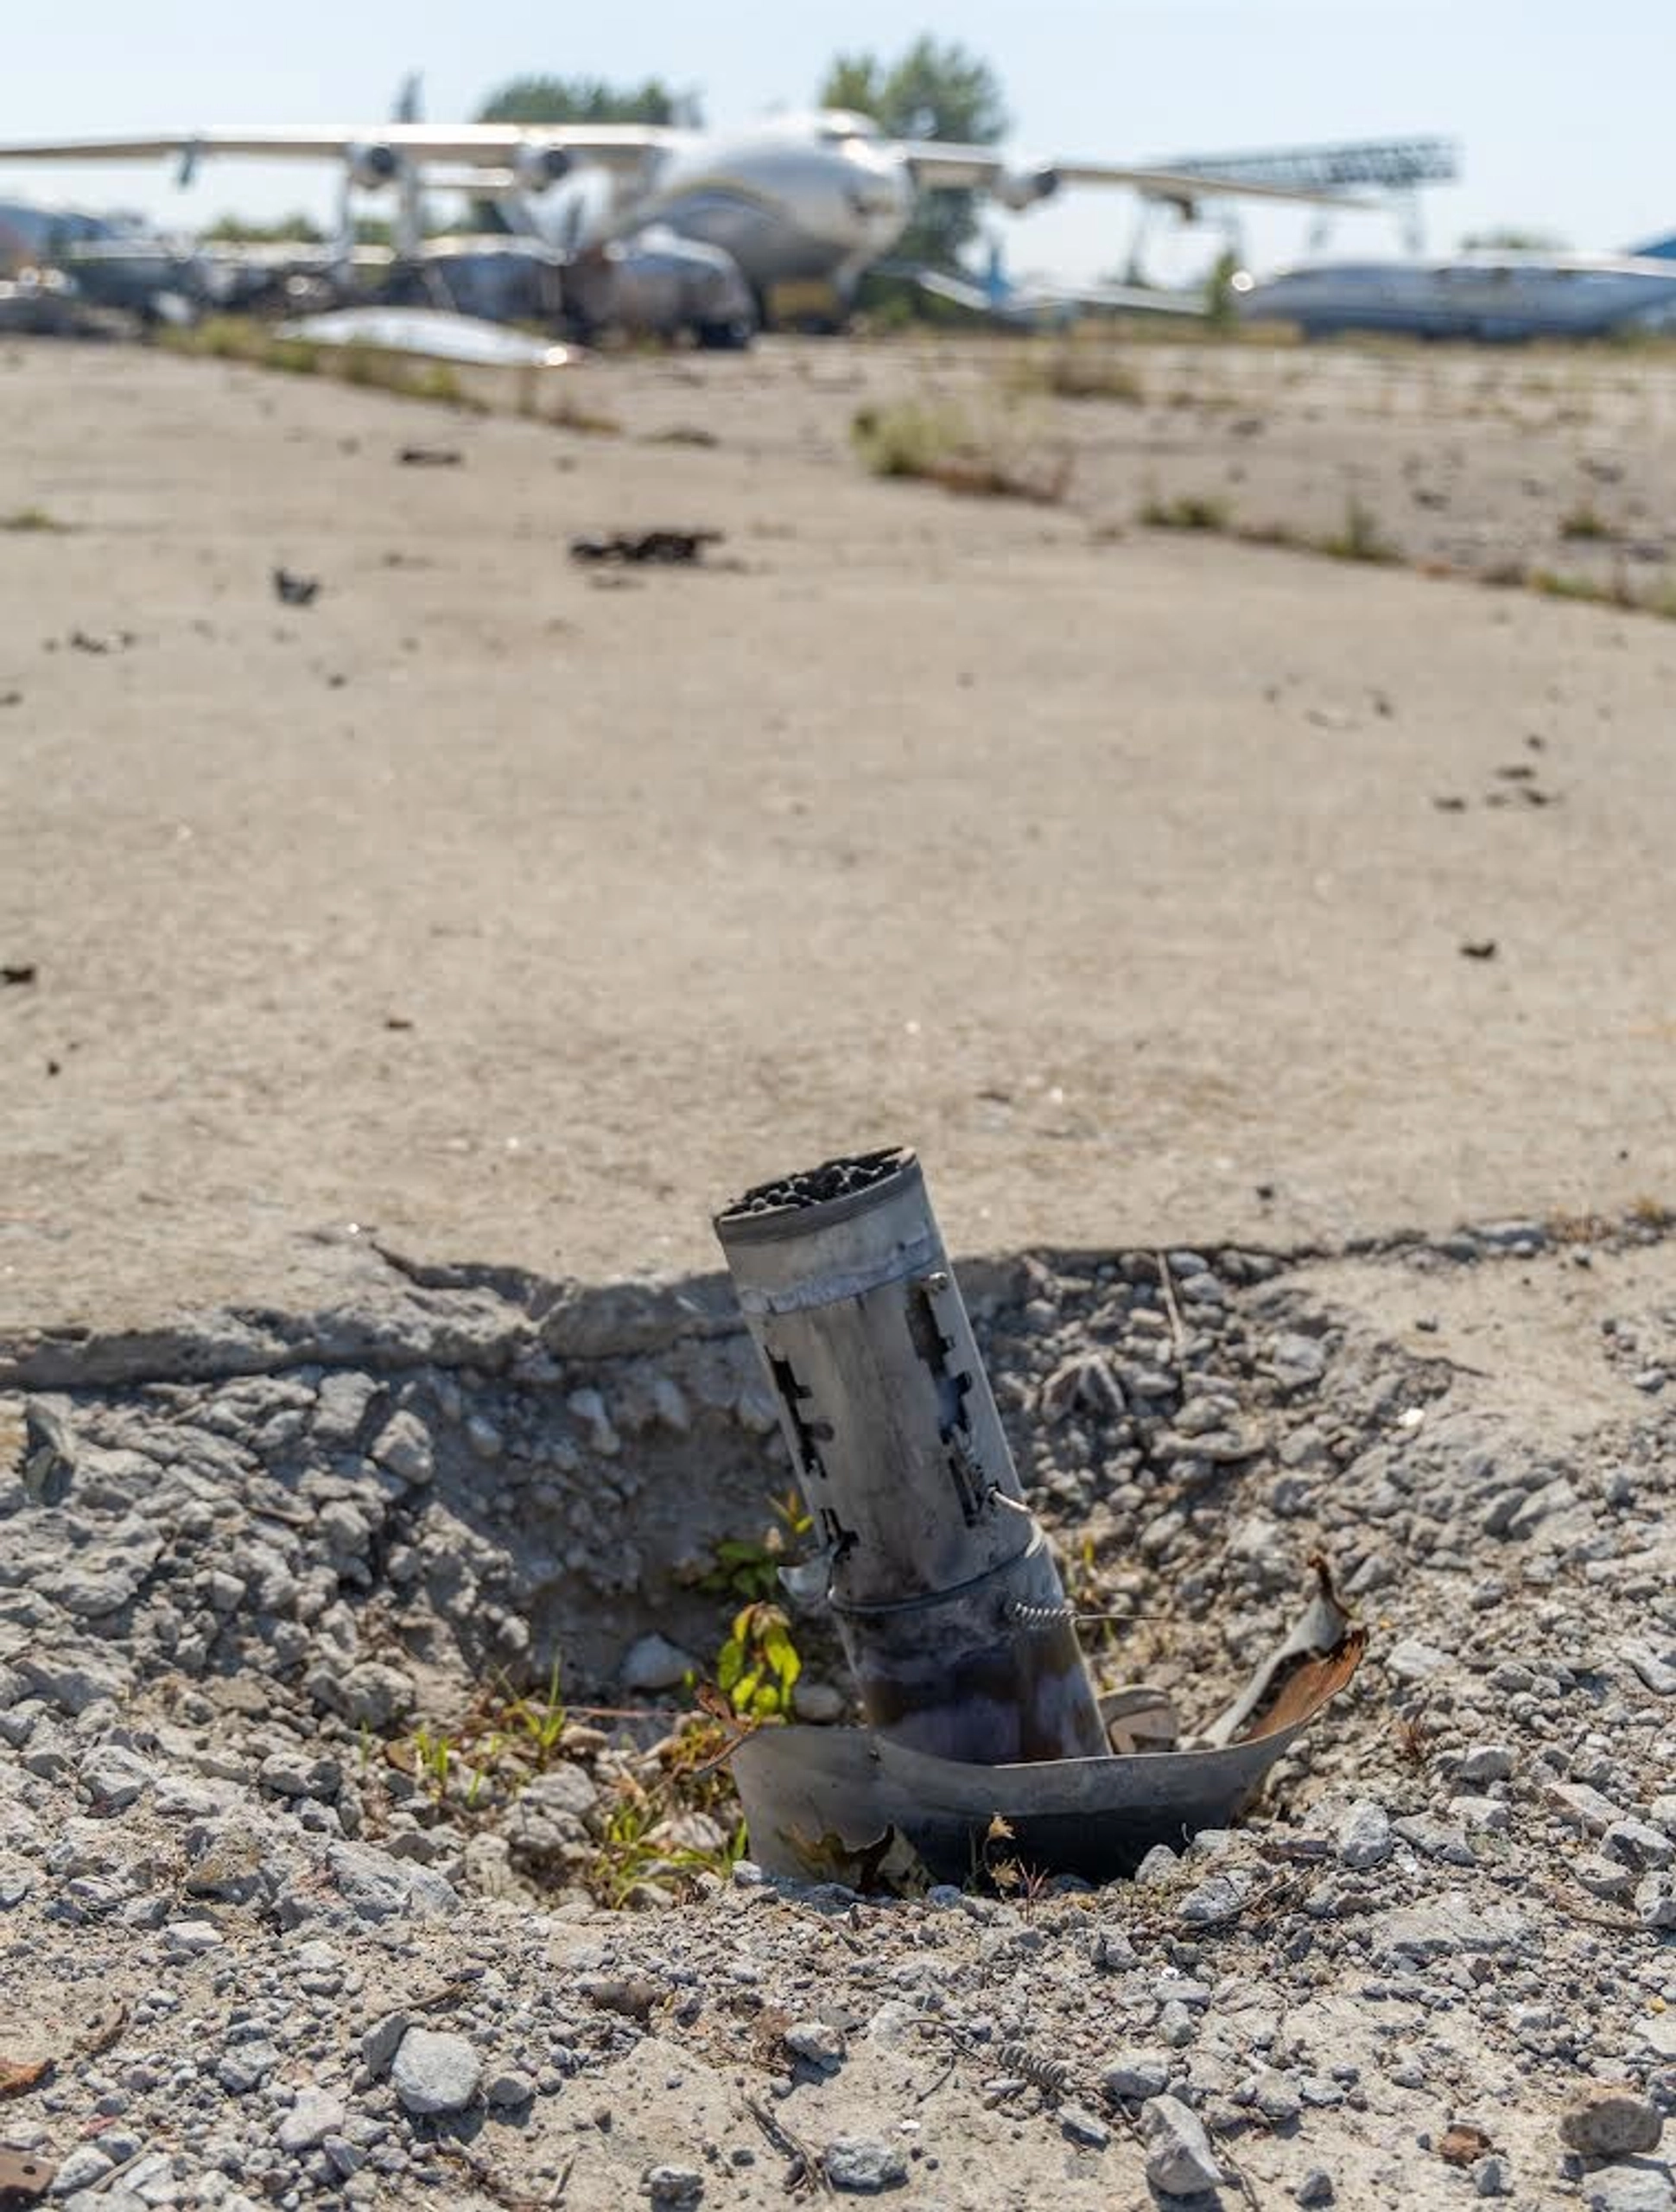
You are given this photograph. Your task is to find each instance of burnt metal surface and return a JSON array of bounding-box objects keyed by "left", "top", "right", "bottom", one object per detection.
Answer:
[
  {"left": 0, "top": 2147, "right": 57, "bottom": 2205},
  {"left": 714, "top": 1149, "right": 1107, "bottom": 1763},
  {"left": 719, "top": 1148, "right": 913, "bottom": 1229},
  {"left": 733, "top": 1577, "right": 1366, "bottom": 1885}
]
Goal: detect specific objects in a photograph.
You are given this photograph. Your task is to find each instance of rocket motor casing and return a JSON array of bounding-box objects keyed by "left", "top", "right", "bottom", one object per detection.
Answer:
[{"left": 714, "top": 1148, "right": 1106, "bottom": 1764}]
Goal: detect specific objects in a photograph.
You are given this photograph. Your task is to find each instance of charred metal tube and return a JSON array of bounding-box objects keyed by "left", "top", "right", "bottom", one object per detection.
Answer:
[{"left": 714, "top": 1148, "right": 1106, "bottom": 1764}]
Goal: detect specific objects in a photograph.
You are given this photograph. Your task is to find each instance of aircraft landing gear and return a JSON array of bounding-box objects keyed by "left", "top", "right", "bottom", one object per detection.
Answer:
[{"left": 694, "top": 315, "right": 755, "bottom": 351}]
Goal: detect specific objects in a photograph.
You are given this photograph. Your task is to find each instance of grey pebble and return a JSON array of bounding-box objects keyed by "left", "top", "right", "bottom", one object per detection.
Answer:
[
  {"left": 276, "top": 2084, "right": 346, "bottom": 2152},
  {"left": 822, "top": 2138, "right": 908, "bottom": 2193},
  {"left": 1140, "top": 2094, "right": 1224, "bottom": 2198},
  {"left": 390, "top": 2027, "right": 481, "bottom": 2116},
  {"left": 1559, "top": 2088, "right": 1664, "bottom": 2158},
  {"left": 645, "top": 2167, "right": 705, "bottom": 2209}
]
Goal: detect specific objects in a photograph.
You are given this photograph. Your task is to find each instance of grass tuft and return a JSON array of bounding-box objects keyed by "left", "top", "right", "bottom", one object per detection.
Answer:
[
  {"left": 1009, "top": 341, "right": 1146, "bottom": 405},
  {"left": 1139, "top": 492, "right": 1232, "bottom": 532},
  {"left": 852, "top": 399, "right": 1071, "bottom": 503},
  {"left": 1558, "top": 500, "right": 1615, "bottom": 543},
  {"left": 156, "top": 315, "right": 487, "bottom": 409},
  {"left": 1317, "top": 495, "right": 1402, "bottom": 565},
  {"left": 0, "top": 506, "right": 69, "bottom": 533}
]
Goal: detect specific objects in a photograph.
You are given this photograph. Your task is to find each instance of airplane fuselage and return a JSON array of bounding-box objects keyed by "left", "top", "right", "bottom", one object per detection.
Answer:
[
  {"left": 1240, "top": 253, "right": 1676, "bottom": 340},
  {"left": 526, "top": 113, "right": 917, "bottom": 315}
]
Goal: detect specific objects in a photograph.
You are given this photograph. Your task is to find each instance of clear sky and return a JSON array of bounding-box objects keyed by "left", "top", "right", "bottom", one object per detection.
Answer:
[{"left": 1, "top": 0, "right": 1670, "bottom": 279}]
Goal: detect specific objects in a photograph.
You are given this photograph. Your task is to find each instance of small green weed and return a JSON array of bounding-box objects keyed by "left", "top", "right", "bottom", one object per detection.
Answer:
[
  {"left": 0, "top": 506, "right": 68, "bottom": 533},
  {"left": 693, "top": 1489, "right": 812, "bottom": 1605},
  {"left": 1559, "top": 500, "right": 1615, "bottom": 542},
  {"left": 1527, "top": 566, "right": 1635, "bottom": 608},
  {"left": 715, "top": 1601, "right": 803, "bottom": 1720},
  {"left": 1317, "top": 495, "right": 1401, "bottom": 565},
  {"left": 1140, "top": 492, "right": 1232, "bottom": 532}
]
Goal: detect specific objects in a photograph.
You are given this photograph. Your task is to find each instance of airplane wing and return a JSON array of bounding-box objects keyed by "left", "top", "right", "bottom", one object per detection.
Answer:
[
  {"left": 0, "top": 124, "right": 670, "bottom": 179},
  {"left": 900, "top": 142, "right": 1372, "bottom": 210},
  {"left": 913, "top": 268, "right": 1204, "bottom": 321},
  {"left": 1032, "top": 277, "right": 1206, "bottom": 316}
]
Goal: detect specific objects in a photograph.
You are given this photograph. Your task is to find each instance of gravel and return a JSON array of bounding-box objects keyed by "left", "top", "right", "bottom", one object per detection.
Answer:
[{"left": 0, "top": 1217, "right": 1672, "bottom": 2208}]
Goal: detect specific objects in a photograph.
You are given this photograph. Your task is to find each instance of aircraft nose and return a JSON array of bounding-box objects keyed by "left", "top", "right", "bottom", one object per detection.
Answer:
[{"left": 842, "top": 149, "right": 913, "bottom": 237}]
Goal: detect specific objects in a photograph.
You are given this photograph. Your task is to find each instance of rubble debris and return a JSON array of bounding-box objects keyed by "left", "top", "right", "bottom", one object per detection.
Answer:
[
  {"left": 397, "top": 445, "right": 464, "bottom": 466},
  {"left": 1439, "top": 2122, "right": 1494, "bottom": 2167},
  {"left": 1140, "top": 2094, "right": 1225, "bottom": 2197},
  {"left": 0, "top": 964, "right": 35, "bottom": 986},
  {"left": 272, "top": 566, "right": 321, "bottom": 607},
  {"left": 568, "top": 529, "right": 723, "bottom": 566},
  {"left": 1560, "top": 2090, "right": 1664, "bottom": 2159},
  {"left": 0, "top": 2146, "right": 57, "bottom": 2203},
  {"left": 0, "top": 1214, "right": 1673, "bottom": 2208}
]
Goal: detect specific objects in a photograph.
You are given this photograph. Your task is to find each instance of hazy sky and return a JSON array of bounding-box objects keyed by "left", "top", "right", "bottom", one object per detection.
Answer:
[{"left": 1, "top": 0, "right": 1670, "bottom": 278}]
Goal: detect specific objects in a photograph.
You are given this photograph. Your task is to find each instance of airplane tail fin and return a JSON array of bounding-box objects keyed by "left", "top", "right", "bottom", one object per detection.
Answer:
[
  {"left": 1628, "top": 232, "right": 1676, "bottom": 262},
  {"left": 982, "top": 234, "right": 1010, "bottom": 307},
  {"left": 393, "top": 73, "right": 423, "bottom": 125}
]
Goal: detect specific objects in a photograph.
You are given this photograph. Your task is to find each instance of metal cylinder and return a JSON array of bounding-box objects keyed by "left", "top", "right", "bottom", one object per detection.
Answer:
[{"left": 714, "top": 1148, "right": 1106, "bottom": 1764}]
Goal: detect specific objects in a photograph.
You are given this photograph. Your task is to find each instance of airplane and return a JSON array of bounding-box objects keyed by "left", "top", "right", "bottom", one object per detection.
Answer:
[
  {"left": 1234, "top": 250, "right": 1676, "bottom": 342},
  {"left": 0, "top": 107, "right": 1370, "bottom": 342},
  {"left": 897, "top": 235, "right": 1204, "bottom": 328}
]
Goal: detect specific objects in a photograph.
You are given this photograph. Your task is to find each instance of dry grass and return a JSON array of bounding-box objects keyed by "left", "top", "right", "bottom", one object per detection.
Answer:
[
  {"left": 0, "top": 507, "right": 68, "bottom": 532},
  {"left": 1139, "top": 491, "right": 1232, "bottom": 532},
  {"left": 1559, "top": 500, "right": 1616, "bottom": 543},
  {"left": 156, "top": 315, "right": 476, "bottom": 408},
  {"left": 1527, "top": 565, "right": 1638, "bottom": 609},
  {"left": 851, "top": 398, "right": 1071, "bottom": 503},
  {"left": 1317, "top": 494, "right": 1402, "bottom": 565},
  {"left": 1009, "top": 340, "right": 1146, "bottom": 406}
]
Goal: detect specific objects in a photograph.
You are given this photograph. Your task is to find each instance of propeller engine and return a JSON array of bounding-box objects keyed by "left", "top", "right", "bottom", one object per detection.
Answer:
[
  {"left": 510, "top": 144, "right": 575, "bottom": 192},
  {"left": 991, "top": 165, "right": 1061, "bottom": 213},
  {"left": 345, "top": 143, "right": 403, "bottom": 192}
]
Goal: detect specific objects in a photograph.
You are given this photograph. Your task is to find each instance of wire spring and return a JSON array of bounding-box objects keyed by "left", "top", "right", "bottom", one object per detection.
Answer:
[
  {"left": 996, "top": 2043, "right": 1070, "bottom": 2099},
  {"left": 1007, "top": 1601, "right": 1165, "bottom": 1631},
  {"left": 1007, "top": 1601, "right": 1078, "bottom": 1629}
]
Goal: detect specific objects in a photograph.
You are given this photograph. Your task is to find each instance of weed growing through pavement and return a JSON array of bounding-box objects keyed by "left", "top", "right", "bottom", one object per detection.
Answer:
[
  {"left": 852, "top": 398, "right": 1071, "bottom": 502},
  {"left": 1139, "top": 490, "right": 1232, "bottom": 531},
  {"left": 0, "top": 506, "right": 68, "bottom": 532},
  {"left": 1007, "top": 340, "right": 1146, "bottom": 405},
  {"left": 156, "top": 316, "right": 480, "bottom": 408},
  {"left": 1317, "top": 494, "right": 1402, "bottom": 565},
  {"left": 1559, "top": 500, "right": 1616, "bottom": 542}
]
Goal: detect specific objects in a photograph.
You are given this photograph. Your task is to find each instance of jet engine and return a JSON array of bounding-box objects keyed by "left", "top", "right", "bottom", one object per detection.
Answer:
[
  {"left": 345, "top": 143, "right": 403, "bottom": 191},
  {"left": 991, "top": 165, "right": 1061, "bottom": 212},
  {"left": 511, "top": 144, "right": 574, "bottom": 192}
]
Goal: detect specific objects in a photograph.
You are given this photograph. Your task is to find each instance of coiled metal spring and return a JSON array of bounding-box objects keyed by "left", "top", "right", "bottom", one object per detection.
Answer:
[{"left": 995, "top": 2043, "right": 1071, "bottom": 2098}]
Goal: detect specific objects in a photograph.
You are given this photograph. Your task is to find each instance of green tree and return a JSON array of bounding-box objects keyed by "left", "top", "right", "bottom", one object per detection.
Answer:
[
  {"left": 201, "top": 212, "right": 326, "bottom": 245},
  {"left": 819, "top": 37, "right": 1007, "bottom": 271},
  {"left": 1459, "top": 228, "right": 1567, "bottom": 252},
  {"left": 474, "top": 75, "right": 696, "bottom": 128}
]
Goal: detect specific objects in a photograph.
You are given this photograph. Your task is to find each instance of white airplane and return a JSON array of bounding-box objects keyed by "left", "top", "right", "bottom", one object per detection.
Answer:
[
  {"left": 0, "top": 106, "right": 1367, "bottom": 339},
  {"left": 1235, "top": 251, "right": 1676, "bottom": 342}
]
